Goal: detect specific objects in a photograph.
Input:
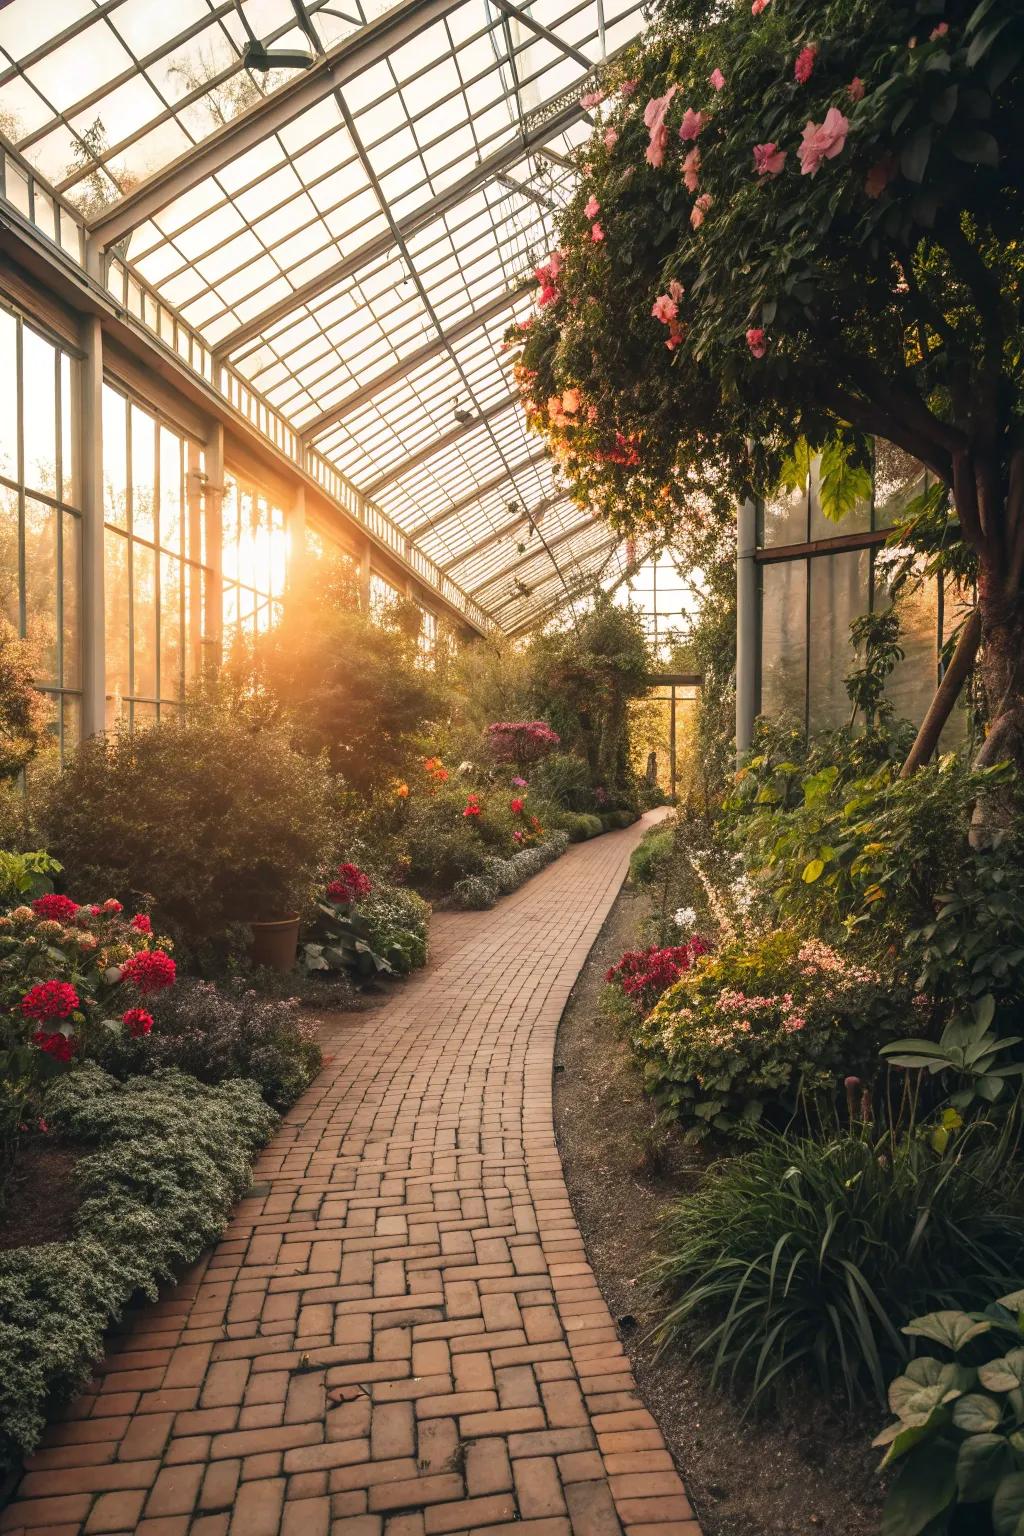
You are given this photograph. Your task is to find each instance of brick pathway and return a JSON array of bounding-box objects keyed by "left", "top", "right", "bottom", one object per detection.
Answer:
[{"left": 3, "top": 813, "right": 699, "bottom": 1536}]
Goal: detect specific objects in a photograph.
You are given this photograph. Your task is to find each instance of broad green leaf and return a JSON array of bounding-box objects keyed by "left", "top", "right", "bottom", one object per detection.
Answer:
[
  {"left": 820, "top": 436, "right": 873, "bottom": 522},
  {"left": 980, "top": 1351, "right": 1024, "bottom": 1394},
  {"left": 953, "top": 1394, "right": 1004, "bottom": 1433},
  {"left": 882, "top": 1442, "right": 957, "bottom": 1536},
  {"left": 993, "top": 1471, "right": 1024, "bottom": 1536},
  {"left": 904, "top": 1311, "right": 992, "bottom": 1352},
  {"left": 958, "top": 1434, "right": 1014, "bottom": 1503}
]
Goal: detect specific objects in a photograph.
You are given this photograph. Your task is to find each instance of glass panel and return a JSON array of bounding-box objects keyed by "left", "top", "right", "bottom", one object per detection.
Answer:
[
  {"left": 133, "top": 541, "right": 158, "bottom": 699},
  {"left": 808, "top": 549, "right": 871, "bottom": 732},
  {"left": 0, "top": 482, "right": 17, "bottom": 627},
  {"left": 23, "top": 496, "right": 57, "bottom": 684},
  {"left": 0, "top": 306, "right": 18, "bottom": 485},
  {"left": 62, "top": 511, "right": 81, "bottom": 689},
  {"left": 131, "top": 403, "right": 156, "bottom": 541},
  {"left": 809, "top": 453, "right": 870, "bottom": 541},
  {"left": 62, "top": 693, "right": 81, "bottom": 754},
  {"left": 877, "top": 567, "right": 939, "bottom": 730},
  {"left": 760, "top": 559, "right": 808, "bottom": 725},
  {"left": 221, "top": 474, "right": 239, "bottom": 579},
  {"left": 104, "top": 528, "right": 130, "bottom": 711},
  {"left": 159, "top": 424, "right": 182, "bottom": 552},
  {"left": 761, "top": 481, "right": 807, "bottom": 550},
  {"left": 874, "top": 440, "right": 927, "bottom": 529},
  {"left": 159, "top": 551, "right": 182, "bottom": 701},
  {"left": 60, "top": 352, "right": 79, "bottom": 507},
  {"left": 103, "top": 385, "right": 128, "bottom": 528},
  {"left": 21, "top": 327, "right": 56, "bottom": 497}
]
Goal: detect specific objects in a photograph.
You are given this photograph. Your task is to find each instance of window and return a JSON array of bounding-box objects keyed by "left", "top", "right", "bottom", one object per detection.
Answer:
[
  {"left": 369, "top": 572, "right": 401, "bottom": 622},
  {"left": 221, "top": 472, "right": 288, "bottom": 637},
  {"left": 0, "top": 301, "right": 82, "bottom": 757},
  {"left": 102, "top": 383, "right": 208, "bottom": 727}
]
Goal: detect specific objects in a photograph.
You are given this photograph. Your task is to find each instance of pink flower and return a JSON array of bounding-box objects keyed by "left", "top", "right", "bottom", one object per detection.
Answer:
[
  {"left": 798, "top": 107, "right": 850, "bottom": 176},
  {"left": 783, "top": 1015, "right": 806, "bottom": 1033},
  {"left": 561, "top": 387, "right": 581, "bottom": 414},
  {"left": 930, "top": 21, "right": 948, "bottom": 39},
  {"left": 620, "top": 79, "right": 637, "bottom": 97},
  {"left": 682, "top": 146, "right": 700, "bottom": 192},
  {"left": 690, "top": 193, "right": 711, "bottom": 229},
  {"left": 847, "top": 76, "right": 865, "bottom": 102},
  {"left": 746, "top": 327, "right": 767, "bottom": 358},
  {"left": 665, "top": 326, "right": 684, "bottom": 352},
  {"left": 678, "top": 107, "right": 706, "bottom": 142},
  {"left": 709, "top": 68, "right": 725, "bottom": 91},
  {"left": 603, "top": 126, "right": 618, "bottom": 150},
  {"left": 753, "top": 142, "right": 786, "bottom": 176},
  {"left": 651, "top": 294, "right": 679, "bottom": 324},
  {"left": 584, "top": 194, "right": 600, "bottom": 219},
  {"left": 794, "top": 45, "right": 818, "bottom": 84},
  {"left": 590, "top": 222, "right": 604, "bottom": 242},
  {"left": 644, "top": 85, "right": 677, "bottom": 168},
  {"left": 580, "top": 88, "right": 605, "bottom": 109},
  {"left": 668, "top": 278, "right": 684, "bottom": 302},
  {"left": 751, "top": 0, "right": 771, "bottom": 12}
]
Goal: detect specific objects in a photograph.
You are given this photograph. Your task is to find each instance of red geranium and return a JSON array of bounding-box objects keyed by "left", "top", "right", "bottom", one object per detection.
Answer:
[
  {"left": 605, "top": 939, "right": 710, "bottom": 1012},
  {"left": 21, "top": 980, "right": 80, "bottom": 1022},
  {"left": 130, "top": 913, "right": 152, "bottom": 934},
  {"left": 31, "top": 894, "right": 79, "bottom": 923},
  {"left": 463, "top": 797, "right": 481, "bottom": 818},
  {"left": 326, "top": 862, "right": 373, "bottom": 905},
  {"left": 121, "top": 949, "right": 176, "bottom": 995},
  {"left": 510, "top": 797, "right": 525, "bottom": 815},
  {"left": 32, "top": 1029, "right": 77, "bottom": 1063},
  {"left": 122, "top": 1007, "right": 154, "bottom": 1038}
]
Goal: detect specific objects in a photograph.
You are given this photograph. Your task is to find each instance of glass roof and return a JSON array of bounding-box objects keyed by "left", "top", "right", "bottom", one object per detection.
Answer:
[{"left": 0, "top": 0, "right": 648, "bottom": 633}]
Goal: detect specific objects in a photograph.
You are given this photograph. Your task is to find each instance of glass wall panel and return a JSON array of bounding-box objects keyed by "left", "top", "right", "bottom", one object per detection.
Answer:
[
  {"left": 873, "top": 556, "right": 939, "bottom": 728},
  {"left": 370, "top": 571, "right": 402, "bottom": 622},
  {"left": 874, "top": 440, "right": 927, "bottom": 529},
  {"left": 221, "top": 471, "right": 288, "bottom": 638},
  {"left": 761, "top": 480, "right": 808, "bottom": 548},
  {"left": 760, "top": 559, "right": 807, "bottom": 724},
  {"left": 809, "top": 452, "right": 871, "bottom": 542},
  {"left": 102, "top": 381, "right": 210, "bottom": 724},
  {"left": 808, "top": 549, "right": 870, "bottom": 731},
  {"left": 0, "top": 301, "right": 82, "bottom": 754}
]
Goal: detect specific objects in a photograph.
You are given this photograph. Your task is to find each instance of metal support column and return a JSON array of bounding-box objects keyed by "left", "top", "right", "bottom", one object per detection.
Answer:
[
  {"left": 735, "top": 496, "right": 758, "bottom": 758},
  {"left": 79, "top": 315, "right": 105, "bottom": 738},
  {"left": 289, "top": 482, "right": 307, "bottom": 591},
  {"left": 669, "top": 683, "right": 677, "bottom": 802},
  {"left": 360, "top": 536, "right": 373, "bottom": 613}
]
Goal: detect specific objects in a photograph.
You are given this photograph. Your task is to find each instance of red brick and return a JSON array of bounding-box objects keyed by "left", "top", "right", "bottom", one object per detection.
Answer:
[
  {"left": 228, "top": 1476, "right": 285, "bottom": 1535},
  {"left": 84, "top": 1488, "right": 148, "bottom": 1531},
  {"left": 514, "top": 1457, "right": 567, "bottom": 1519}
]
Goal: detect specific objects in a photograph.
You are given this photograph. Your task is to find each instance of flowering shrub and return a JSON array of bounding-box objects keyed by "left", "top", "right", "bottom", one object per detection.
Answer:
[
  {"left": 326, "top": 862, "right": 373, "bottom": 905},
  {"left": 605, "top": 939, "right": 710, "bottom": 1016},
  {"left": 484, "top": 721, "right": 561, "bottom": 765},
  {"left": 634, "top": 930, "right": 903, "bottom": 1137},
  {"left": 301, "top": 868, "right": 429, "bottom": 979}
]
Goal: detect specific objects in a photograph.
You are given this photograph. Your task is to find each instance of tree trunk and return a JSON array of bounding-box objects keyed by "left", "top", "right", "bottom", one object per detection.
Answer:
[{"left": 900, "top": 608, "right": 981, "bottom": 777}]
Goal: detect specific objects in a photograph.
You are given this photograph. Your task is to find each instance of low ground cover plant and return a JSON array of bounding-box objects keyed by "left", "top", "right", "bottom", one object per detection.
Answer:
[{"left": 0, "top": 1065, "right": 276, "bottom": 1478}]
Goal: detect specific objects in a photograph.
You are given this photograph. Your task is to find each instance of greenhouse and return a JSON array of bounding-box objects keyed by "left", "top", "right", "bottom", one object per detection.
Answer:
[{"left": 0, "top": 1, "right": 1021, "bottom": 1533}]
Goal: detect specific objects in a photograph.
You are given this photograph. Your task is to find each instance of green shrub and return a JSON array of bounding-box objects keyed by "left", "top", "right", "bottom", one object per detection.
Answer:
[
  {"left": 361, "top": 886, "right": 430, "bottom": 974},
  {"left": 451, "top": 875, "right": 495, "bottom": 910},
  {"left": 91, "top": 980, "right": 321, "bottom": 1110},
  {"left": 636, "top": 930, "right": 905, "bottom": 1137},
  {"left": 876, "top": 1291, "right": 1024, "bottom": 1536},
  {"left": 654, "top": 1124, "right": 1024, "bottom": 1409},
  {"left": 561, "top": 812, "right": 604, "bottom": 842},
  {"left": 0, "top": 1066, "right": 276, "bottom": 1475},
  {"left": 630, "top": 826, "right": 675, "bottom": 884},
  {"left": 529, "top": 751, "right": 595, "bottom": 811},
  {"left": 34, "top": 713, "right": 337, "bottom": 947},
  {"left": 0, "top": 850, "right": 61, "bottom": 906}
]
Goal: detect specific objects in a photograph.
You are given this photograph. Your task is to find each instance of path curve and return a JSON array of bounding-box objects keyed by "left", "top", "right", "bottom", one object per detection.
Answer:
[{"left": 4, "top": 813, "right": 699, "bottom": 1536}]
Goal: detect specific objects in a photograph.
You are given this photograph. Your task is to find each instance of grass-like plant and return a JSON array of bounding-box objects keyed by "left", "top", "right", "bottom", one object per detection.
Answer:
[{"left": 653, "top": 1122, "right": 1024, "bottom": 1409}]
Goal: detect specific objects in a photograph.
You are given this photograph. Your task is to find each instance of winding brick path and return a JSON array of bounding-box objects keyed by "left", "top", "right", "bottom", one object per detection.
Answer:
[{"left": 3, "top": 813, "right": 698, "bottom": 1536}]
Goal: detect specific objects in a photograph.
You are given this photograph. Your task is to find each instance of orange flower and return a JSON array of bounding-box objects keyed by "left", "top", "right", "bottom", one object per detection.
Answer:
[{"left": 395, "top": 782, "right": 409, "bottom": 798}]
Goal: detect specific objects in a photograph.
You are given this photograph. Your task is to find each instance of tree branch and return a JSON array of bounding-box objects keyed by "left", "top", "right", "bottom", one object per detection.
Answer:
[
  {"left": 900, "top": 608, "right": 982, "bottom": 778},
  {"left": 816, "top": 380, "right": 950, "bottom": 483}
]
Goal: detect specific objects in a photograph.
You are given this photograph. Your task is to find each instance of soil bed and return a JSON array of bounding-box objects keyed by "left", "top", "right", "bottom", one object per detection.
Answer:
[
  {"left": 554, "top": 880, "right": 882, "bottom": 1536},
  {"left": 0, "top": 1143, "right": 80, "bottom": 1251}
]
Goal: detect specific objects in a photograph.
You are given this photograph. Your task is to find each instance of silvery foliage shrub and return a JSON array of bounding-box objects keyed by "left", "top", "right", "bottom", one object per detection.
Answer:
[
  {"left": 451, "top": 875, "right": 497, "bottom": 910},
  {"left": 482, "top": 857, "right": 519, "bottom": 896},
  {"left": 0, "top": 1066, "right": 275, "bottom": 1475},
  {"left": 452, "top": 834, "right": 573, "bottom": 909}
]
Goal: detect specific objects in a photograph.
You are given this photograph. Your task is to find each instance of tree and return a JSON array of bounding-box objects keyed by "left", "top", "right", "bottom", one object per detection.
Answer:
[{"left": 511, "top": 0, "right": 1024, "bottom": 771}]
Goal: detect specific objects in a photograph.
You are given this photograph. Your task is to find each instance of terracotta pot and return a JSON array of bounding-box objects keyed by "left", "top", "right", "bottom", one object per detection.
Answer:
[{"left": 249, "top": 915, "right": 299, "bottom": 972}]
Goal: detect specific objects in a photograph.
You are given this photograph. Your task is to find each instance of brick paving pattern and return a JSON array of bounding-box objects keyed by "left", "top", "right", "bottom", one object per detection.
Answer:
[{"left": 3, "top": 813, "right": 699, "bottom": 1536}]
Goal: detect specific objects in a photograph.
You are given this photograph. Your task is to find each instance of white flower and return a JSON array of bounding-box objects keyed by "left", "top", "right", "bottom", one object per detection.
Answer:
[{"left": 673, "top": 906, "right": 697, "bottom": 929}]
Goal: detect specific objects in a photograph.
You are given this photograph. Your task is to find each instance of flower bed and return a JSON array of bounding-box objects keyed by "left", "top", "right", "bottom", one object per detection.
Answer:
[{"left": 0, "top": 1065, "right": 276, "bottom": 1479}]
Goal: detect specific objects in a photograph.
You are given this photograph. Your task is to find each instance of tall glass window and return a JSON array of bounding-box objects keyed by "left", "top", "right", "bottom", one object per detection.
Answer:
[
  {"left": 369, "top": 572, "right": 401, "bottom": 621},
  {"left": 102, "top": 383, "right": 208, "bottom": 727},
  {"left": 221, "top": 472, "right": 287, "bottom": 637},
  {"left": 0, "top": 301, "right": 82, "bottom": 757}
]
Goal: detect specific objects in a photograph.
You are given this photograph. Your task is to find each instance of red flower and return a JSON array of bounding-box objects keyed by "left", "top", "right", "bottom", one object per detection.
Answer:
[
  {"left": 101, "top": 898, "right": 123, "bottom": 915},
  {"left": 32, "top": 1029, "right": 76, "bottom": 1062},
  {"left": 21, "top": 980, "right": 80, "bottom": 1021},
  {"left": 510, "top": 797, "right": 525, "bottom": 815},
  {"left": 605, "top": 940, "right": 710, "bottom": 1011},
  {"left": 121, "top": 949, "right": 177, "bottom": 995},
  {"left": 31, "top": 894, "right": 79, "bottom": 923},
  {"left": 327, "top": 863, "right": 372, "bottom": 904},
  {"left": 463, "top": 798, "right": 482, "bottom": 818},
  {"left": 794, "top": 45, "right": 817, "bottom": 84},
  {"left": 122, "top": 1007, "right": 154, "bottom": 1039},
  {"left": 130, "top": 913, "right": 152, "bottom": 934}
]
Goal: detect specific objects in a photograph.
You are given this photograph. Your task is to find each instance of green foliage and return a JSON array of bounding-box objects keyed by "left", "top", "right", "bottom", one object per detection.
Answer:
[
  {"left": 403, "top": 789, "right": 488, "bottom": 893},
  {"left": 0, "top": 619, "right": 51, "bottom": 782},
  {"left": 0, "top": 1065, "right": 275, "bottom": 1475},
  {"left": 561, "top": 811, "right": 605, "bottom": 841},
  {"left": 0, "top": 849, "right": 61, "bottom": 905},
  {"left": 223, "top": 565, "right": 446, "bottom": 796},
  {"left": 876, "top": 1292, "right": 1024, "bottom": 1536},
  {"left": 91, "top": 980, "right": 321, "bottom": 1110},
  {"left": 882, "top": 998, "right": 1024, "bottom": 1116},
  {"left": 528, "top": 751, "right": 595, "bottom": 812},
  {"left": 636, "top": 929, "right": 904, "bottom": 1136},
  {"left": 630, "top": 825, "right": 676, "bottom": 885},
  {"left": 845, "top": 607, "right": 905, "bottom": 731},
  {"left": 450, "top": 833, "right": 572, "bottom": 911},
  {"left": 360, "top": 887, "right": 430, "bottom": 974},
  {"left": 35, "top": 712, "right": 338, "bottom": 944},
  {"left": 654, "top": 1123, "right": 1024, "bottom": 1410},
  {"left": 908, "top": 831, "right": 1024, "bottom": 1012}
]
